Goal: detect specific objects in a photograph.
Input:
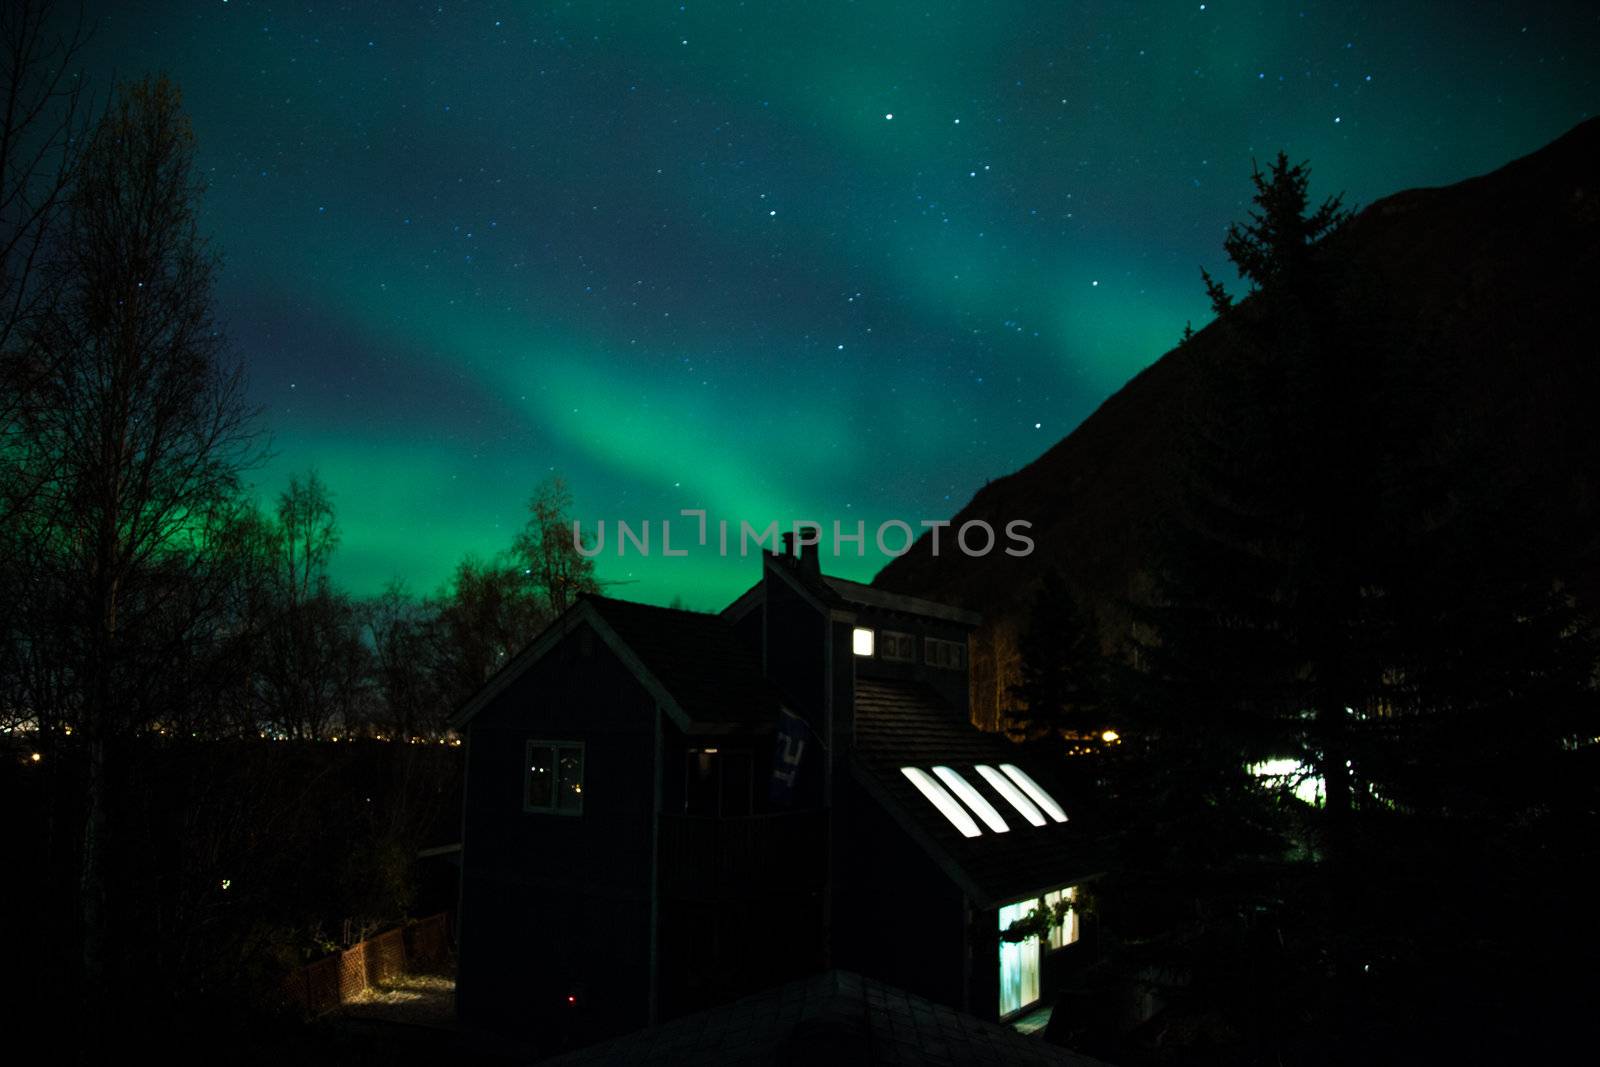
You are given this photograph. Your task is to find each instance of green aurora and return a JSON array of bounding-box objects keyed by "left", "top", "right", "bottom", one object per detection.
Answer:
[{"left": 82, "top": 1, "right": 1597, "bottom": 606}]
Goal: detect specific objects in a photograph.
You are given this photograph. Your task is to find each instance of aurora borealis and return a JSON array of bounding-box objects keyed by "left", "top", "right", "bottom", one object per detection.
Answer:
[{"left": 83, "top": 2, "right": 1597, "bottom": 607}]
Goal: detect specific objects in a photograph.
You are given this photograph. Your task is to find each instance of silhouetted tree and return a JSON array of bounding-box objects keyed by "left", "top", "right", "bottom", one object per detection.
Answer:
[
  {"left": 259, "top": 470, "right": 368, "bottom": 739},
  {"left": 25, "top": 75, "right": 259, "bottom": 1023},
  {"left": 513, "top": 473, "right": 600, "bottom": 614},
  {"left": 364, "top": 579, "right": 446, "bottom": 739},
  {"left": 1201, "top": 151, "right": 1350, "bottom": 311},
  {"left": 1008, "top": 570, "right": 1106, "bottom": 748},
  {"left": 0, "top": 0, "right": 90, "bottom": 559},
  {"left": 431, "top": 553, "right": 548, "bottom": 712}
]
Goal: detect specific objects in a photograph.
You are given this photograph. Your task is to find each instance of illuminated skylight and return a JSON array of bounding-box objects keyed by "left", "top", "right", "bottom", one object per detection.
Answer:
[
  {"left": 1000, "top": 764, "right": 1068, "bottom": 823},
  {"left": 901, "top": 767, "right": 982, "bottom": 837},
  {"left": 975, "top": 765, "right": 1046, "bottom": 826},
  {"left": 932, "top": 766, "right": 1009, "bottom": 833}
]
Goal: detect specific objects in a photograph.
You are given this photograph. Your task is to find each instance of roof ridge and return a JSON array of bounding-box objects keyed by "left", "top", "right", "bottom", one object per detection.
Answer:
[{"left": 582, "top": 591, "right": 726, "bottom": 621}]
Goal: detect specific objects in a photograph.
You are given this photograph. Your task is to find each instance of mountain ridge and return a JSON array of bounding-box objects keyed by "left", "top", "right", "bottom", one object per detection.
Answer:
[{"left": 873, "top": 117, "right": 1600, "bottom": 726}]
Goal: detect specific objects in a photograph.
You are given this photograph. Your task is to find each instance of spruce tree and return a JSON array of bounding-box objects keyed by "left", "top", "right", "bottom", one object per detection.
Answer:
[{"left": 1009, "top": 570, "right": 1105, "bottom": 749}]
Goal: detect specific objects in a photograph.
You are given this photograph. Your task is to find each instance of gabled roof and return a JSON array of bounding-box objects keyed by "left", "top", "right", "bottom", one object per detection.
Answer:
[
  {"left": 590, "top": 595, "right": 778, "bottom": 730},
  {"left": 453, "top": 594, "right": 779, "bottom": 734},
  {"left": 851, "top": 679, "right": 1095, "bottom": 909},
  {"left": 541, "top": 969, "right": 1110, "bottom": 1066},
  {"left": 764, "top": 552, "right": 983, "bottom": 626}
]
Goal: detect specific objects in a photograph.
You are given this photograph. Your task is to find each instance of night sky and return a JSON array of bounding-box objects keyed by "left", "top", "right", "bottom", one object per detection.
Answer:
[{"left": 84, "top": 2, "right": 1598, "bottom": 607}]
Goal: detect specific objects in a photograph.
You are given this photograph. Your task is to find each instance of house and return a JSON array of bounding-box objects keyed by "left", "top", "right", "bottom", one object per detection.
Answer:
[{"left": 453, "top": 537, "right": 1097, "bottom": 1050}]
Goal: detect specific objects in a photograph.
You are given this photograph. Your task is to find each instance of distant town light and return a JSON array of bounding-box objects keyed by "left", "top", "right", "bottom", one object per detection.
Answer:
[
  {"left": 1101, "top": 729, "right": 1120, "bottom": 743},
  {"left": 30, "top": 752, "right": 42, "bottom": 763}
]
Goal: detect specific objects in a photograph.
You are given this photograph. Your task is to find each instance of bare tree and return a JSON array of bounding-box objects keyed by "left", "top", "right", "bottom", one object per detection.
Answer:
[
  {"left": 27, "top": 75, "right": 259, "bottom": 1013},
  {"left": 276, "top": 468, "right": 338, "bottom": 603},
  {"left": 364, "top": 579, "right": 444, "bottom": 739},
  {"left": 1, "top": 1, "right": 91, "bottom": 747},
  {"left": 258, "top": 470, "right": 368, "bottom": 739},
  {"left": 513, "top": 473, "right": 600, "bottom": 614},
  {"left": 431, "top": 553, "right": 548, "bottom": 712}
]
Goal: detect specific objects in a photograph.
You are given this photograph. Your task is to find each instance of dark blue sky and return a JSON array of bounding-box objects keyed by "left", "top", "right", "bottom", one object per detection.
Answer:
[{"left": 84, "top": 1, "right": 1598, "bottom": 605}]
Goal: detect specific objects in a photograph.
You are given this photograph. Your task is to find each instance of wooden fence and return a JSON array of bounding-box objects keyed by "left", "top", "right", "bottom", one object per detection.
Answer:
[{"left": 282, "top": 912, "right": 451, "bottom": 1018}]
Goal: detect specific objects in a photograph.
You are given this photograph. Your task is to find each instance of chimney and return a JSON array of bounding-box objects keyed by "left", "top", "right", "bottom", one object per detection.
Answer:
[
  {"left": 778, "top": 531, "right": 795, "bottom": 559},
  {"left": 795, "top": 523, "right": 821, "bottom": 574}
]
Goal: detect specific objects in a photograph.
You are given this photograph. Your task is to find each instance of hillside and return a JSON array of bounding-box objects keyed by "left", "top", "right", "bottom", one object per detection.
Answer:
[{"left": 874, "top": 118, "right": 1600, "bottom": 727}]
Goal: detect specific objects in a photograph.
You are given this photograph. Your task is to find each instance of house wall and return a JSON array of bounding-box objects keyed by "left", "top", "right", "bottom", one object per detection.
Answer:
[
  {"left": 761, "top": 565, "right": 829, "bottom": 809},
  {"left": 456, "top": 622, "right": 658, "bottom": 1048},
  {"left": 977, "top": 891, "right": 1098, "bottom": 1024},
  {"left": 835, "top": 775, "right": 970, "bottom": 1012},
  {"left": 851, "top": 610, "right": 976, "bottom": 716}
]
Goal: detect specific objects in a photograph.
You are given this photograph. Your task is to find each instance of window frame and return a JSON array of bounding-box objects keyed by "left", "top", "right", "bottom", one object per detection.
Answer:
[
  {"left": 1043, "top": 886, "right": 1081, "bottom": 951},
  {"left": 879, "top": 630, "right": 917, "bottom": 663},
  {"left": 998, "top": 899, "right": 1042, "bottom": 1017},
  {"left": 524, "top": 739, "right": 585, "bottom": 816},
  {"left": 998, "top": 883, "right": 1081, "bottom": 1017},
  {"left": 924, "top": 635, "right": 966, "bottom": 670}
]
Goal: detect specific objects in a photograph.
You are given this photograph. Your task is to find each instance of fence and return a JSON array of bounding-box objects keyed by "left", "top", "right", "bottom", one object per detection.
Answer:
[{"left": 282, "top": 912, "right": 451, "bottom": 1018}]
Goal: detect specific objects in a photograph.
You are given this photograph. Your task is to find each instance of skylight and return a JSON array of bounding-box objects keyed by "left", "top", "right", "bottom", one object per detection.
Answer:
[
  {"left": 932, "top": 766, "right": 1009, "bottom": 833},
  {"left": 1000, "top": 764, "right": 1068, "bottom": 823},
  {"left": 900, "top": 767, "right": 981, "bottom": 837},
  {"left": 975, "top": 765, "right": 1047, "bottom": 827}
]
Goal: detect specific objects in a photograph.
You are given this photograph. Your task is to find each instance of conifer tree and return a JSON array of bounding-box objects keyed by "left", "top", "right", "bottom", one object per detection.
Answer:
[{"left": 1009, "top": 570, "right": 1105, "bottom": 749}]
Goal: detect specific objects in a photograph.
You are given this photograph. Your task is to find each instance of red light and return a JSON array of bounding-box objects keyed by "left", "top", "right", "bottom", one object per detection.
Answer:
[{"left": 566, "top": 995, "right": 576, "bottom": 1005}]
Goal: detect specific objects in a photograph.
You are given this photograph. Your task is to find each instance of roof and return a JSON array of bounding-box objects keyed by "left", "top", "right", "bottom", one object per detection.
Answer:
[
  {"left": 586, "top": 594, "right": 777, "bottom": 730},
  {"left": 541, "top": 969, "right": 1110, "bottom": 1066},
  {"left": 852, "top": 679, "right": 1094, "bottom": 908},
  {"left": 766, "top": 553, "right": 983, "bottom": 626},
  {"left": 453, "top": 594, "right": 778, "bottom": 734}
]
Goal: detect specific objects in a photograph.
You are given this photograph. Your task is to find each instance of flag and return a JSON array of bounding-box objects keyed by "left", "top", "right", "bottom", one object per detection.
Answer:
[{"left": 769, "top": 708, "right": 808, "bottom": 806}]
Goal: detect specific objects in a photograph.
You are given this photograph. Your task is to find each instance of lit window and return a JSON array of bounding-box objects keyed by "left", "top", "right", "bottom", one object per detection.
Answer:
[
  {"left": 975, "top": 764, "right": 1046, "bottom": 826},
  {"left": 999, "top": 763, "right": 1068, "bottom": 823},
  {"left": 1044, "top": 886, "right": 1080, "bottom": 950},
  {"left": 998, "top": 900, "right": 1041, "bottom": 1015},
  {"left": 900, "top": 766, "right": 981, "bottom": 837},
  {"left": 999, "top": 885, "right": 1080, "bottom": 1016},
  {"left": 852, "top": 627, "right": 875, "bottom": 657},
  {"left": 526, "top": 740, "right": 584, "bottom": 815},
  {"left": 932, "top": 765, "right": 1009, "bottom": 833},
  {"left": 1248, "top": 757, "right": 1326, "bottom": 806}
]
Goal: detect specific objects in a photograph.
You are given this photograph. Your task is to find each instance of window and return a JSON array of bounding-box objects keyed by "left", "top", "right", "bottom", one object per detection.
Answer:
[
  {"left": 879, "top": 630, "right": 916, "bottom": 662},
  {"left": 974, "top": 764, "right": 1046, "bottom": 827},
  {"left": 924, "top": 636, "right": 965, "bottom": 670},
  {"left": 999, "top": 885, "right": 1080, "bottom": 1016},
  {"left": 998, "top": 900, "right": 1041, "bottom": 1016},
  {"left": 526, "top": 740, "right": 584, "bottom": 815},
  {"left": 900, "top": 767, "right": 982, "bottom": 838},
  {"left": 931, "top": 766, "right": 1009, "bottom": 833},
  {"left": 1044, "top": 886, "right": 1081, "bottom": 950},
  {"left": 999, "top": 763, "right": 1068, "bottom": 823},
  {"left": 852, "top": 627, "right": 875, "bottom": 657}
]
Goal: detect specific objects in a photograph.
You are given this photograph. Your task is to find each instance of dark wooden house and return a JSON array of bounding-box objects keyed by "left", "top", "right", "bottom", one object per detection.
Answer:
[{"left": 454, "top": 540, "right": 1095, "bottom": 1048}]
